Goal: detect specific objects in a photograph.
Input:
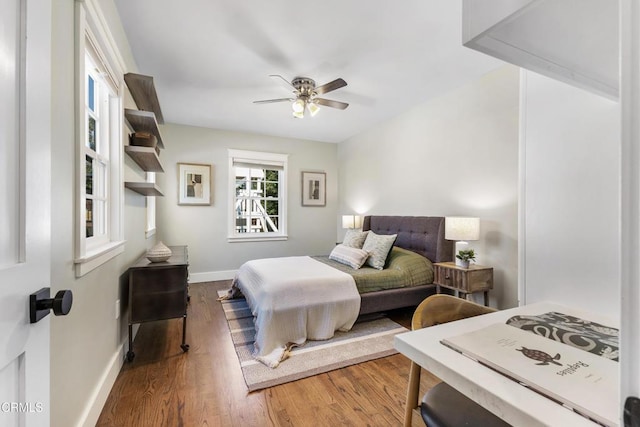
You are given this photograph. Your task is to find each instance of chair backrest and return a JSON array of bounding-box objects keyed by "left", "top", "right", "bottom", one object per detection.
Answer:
[{"left": 411, "top": 294, "right": 496, "bottom": 331}]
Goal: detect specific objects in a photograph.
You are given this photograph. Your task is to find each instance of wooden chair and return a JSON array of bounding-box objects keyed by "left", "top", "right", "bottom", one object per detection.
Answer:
[{"left": 403, "top": 294, "right": 507, "bottom": 427}]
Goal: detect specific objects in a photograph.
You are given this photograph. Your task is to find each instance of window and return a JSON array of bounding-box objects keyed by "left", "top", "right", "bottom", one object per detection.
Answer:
[
  {"left": 228, "top": 150, "right": 288, "bottom": 242},
  {"left": 84, "top": 53, "right": 109, "bottom": 247},
  {"left": 75, "top": 0, "right": 125, "bottom": 276}
]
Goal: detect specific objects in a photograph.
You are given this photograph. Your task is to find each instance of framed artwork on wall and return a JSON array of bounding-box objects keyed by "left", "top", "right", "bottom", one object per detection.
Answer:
[
  {"left": 178, "top": 163, "right": 212, "bottom": 205},
  {"left": 301, "top": 171, "right": 326, "bottom": 207}
]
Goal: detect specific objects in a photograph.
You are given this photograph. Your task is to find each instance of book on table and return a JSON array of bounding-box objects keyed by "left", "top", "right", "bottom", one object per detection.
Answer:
[{"left": 441, "top": 320, "right": 618, "bottom": 427}]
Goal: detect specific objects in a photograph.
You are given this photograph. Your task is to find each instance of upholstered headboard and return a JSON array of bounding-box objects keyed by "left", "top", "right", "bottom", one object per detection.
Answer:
[{"left": 362, "top": 215, "right": 453, "bottom": 263}]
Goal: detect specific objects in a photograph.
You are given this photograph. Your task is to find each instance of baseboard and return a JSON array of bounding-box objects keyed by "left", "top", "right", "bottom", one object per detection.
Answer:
[
  {"left": 78, "top": 341, "right": 126, "bottom": 427},
  {"left": 189, "top": 270, "right": 236, "bottom": 283}
]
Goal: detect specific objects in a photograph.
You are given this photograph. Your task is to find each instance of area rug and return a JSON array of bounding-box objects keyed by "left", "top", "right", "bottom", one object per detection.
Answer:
[{"left": 218, "top": 292, "right": 408, "bottom": 392}]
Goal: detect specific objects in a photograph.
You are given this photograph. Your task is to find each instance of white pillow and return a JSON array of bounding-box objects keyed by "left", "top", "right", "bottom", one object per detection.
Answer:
[
  {"left": 329, "top": 244, "right": 369, "bottom": 269},
  {"left": 342, "top": 229, "right": 369, "bottom": 248},
  {"left": 362, "top": 232, "right": 397, "bottom": 270}
]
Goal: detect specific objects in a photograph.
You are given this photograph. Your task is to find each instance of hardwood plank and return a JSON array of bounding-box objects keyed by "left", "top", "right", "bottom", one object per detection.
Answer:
[{"left": 96, "top": 281, "right": 437, "bottom": 426}]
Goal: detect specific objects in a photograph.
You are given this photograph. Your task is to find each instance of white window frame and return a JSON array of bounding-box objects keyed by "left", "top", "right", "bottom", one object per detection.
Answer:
[
  {"left": 228, "top": 149, "right": 288, "bottom": 242},
  {"left": 74, "top": 0, "right": 125, "bottom": 277}
]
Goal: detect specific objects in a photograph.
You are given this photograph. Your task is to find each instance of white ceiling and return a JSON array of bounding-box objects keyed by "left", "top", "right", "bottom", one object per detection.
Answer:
[{"left": 113, "top": 0, "right": 504, "bottom": 143}]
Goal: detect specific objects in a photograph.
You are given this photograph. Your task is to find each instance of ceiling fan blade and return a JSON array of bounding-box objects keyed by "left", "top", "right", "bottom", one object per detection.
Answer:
[
  {"left": 269, "top": 74, "right": 296, "bottom": 91},
  {"left": 314, "top": 78, "right": 347, "bottom": 95},
  {"left": 314, "top": 98, "right": 349, "bottom": 110},
  {"left": 253, "top": 98, "right": 294, "bottom": 104}
]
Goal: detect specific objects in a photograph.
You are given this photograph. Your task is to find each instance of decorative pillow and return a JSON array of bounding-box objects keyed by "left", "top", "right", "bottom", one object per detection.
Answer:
[
  {"left": 362, "top": 232, "right": 397, "bottom": 270},
  {"left": 329, "top": 244, "right": 369, "bottom": 269},
  {"left": 342, "top": 229, "right": 369, "bottom": 249}
]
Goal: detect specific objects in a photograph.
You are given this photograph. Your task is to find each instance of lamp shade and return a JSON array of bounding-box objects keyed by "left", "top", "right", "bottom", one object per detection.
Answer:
[
  {"left": 342, "top": 215, "right": 362, "bottom": 229},
  {"left": 445, "top": 217, "right": 479, "bottom": 241},
  {"left": 308, "top": 102, "right": 320, "bottom": 116}
]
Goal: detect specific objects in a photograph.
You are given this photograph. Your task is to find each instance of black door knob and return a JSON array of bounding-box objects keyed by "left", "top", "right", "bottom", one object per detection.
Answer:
[{"left": 29, "top": 288, "right": 73, "bottom": 323}]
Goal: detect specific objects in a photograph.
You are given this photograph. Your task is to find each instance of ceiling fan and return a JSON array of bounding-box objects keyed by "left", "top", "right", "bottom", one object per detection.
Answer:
[{"left": 253, "top": 75, "right": 349, "bottom": 118}]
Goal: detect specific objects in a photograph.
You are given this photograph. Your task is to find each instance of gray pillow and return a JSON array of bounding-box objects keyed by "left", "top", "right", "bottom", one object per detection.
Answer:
[
  {"left": 342, "top": 229, "right": 369, "bottom": 248},
  {"left": 362, "top": 232, "right": 397, "bottom": 269}
]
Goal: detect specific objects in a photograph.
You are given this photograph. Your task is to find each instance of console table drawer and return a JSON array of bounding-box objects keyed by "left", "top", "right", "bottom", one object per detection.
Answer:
[{"left": 130, "top": 290, "right": 186, "bottom": 323}]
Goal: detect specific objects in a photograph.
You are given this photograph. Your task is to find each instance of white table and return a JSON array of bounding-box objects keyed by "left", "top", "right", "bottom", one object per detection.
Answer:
[{"left": 394, "top": 302, "right": 619, "bottom": 427}]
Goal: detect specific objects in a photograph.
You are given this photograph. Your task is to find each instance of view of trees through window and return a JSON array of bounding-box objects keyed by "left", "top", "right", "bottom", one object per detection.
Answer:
[{"left": 234, "top": 167, "right": 280, "bottom": 233}]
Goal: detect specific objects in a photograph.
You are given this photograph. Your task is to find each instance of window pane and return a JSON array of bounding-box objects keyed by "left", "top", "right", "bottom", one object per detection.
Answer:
[
  {"left": 87, "top": 75, "right": 95, "bottom": 112},
  {"left": 94, "top": 200, "right": 106, "bottom": 235},
  {"left": 268, "top": 216, "right": 279, "bottom": 232},
  {"left": 235, "top": 214, "right": 248, "bottom": 233},
  {"left": 96, "top": 160, "right": 107, "bottom": 198},
  {"left": 86, "top": 199, "right": 93, "bottom": 237},
  {"left": 86, "top": 155, "right": 93, "bottom": 195},
  {"left": 87, "top": 115, "right": 96, "bottom": 151},
  {"left": 265, "top": 200, "right": 279, "bottom": 215},
  {"left": 265, "top": 182, "right": 278, "bottom": 198},
  {"left": 265, "top": 169, "right": 279, "bottom": 181},
  {"left": 235, "top": 180, "right": 247, "bottom": 196}
]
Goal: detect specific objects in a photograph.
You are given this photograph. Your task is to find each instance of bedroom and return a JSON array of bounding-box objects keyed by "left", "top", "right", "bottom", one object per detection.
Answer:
[{"left": 2, "top": 0, "right": 637, "bottom": 426}]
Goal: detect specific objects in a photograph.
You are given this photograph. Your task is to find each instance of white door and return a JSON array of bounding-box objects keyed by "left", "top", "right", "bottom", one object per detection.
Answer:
[
  {"left": 0, "top": 0, "right": 52, "bottom": 426},
  {"left": 621, "top": 1, "right": 640, "bottom": 423}
]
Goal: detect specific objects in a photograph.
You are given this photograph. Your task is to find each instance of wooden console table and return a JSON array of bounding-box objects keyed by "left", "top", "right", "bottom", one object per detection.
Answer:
[{"left": 127, "top": 245, "right": 189, "bottom": 362}]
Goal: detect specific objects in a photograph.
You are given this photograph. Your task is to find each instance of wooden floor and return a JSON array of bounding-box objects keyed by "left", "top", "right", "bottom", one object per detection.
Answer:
[{"left": 97, "top": 281, "right": 440, "bottom": 427}]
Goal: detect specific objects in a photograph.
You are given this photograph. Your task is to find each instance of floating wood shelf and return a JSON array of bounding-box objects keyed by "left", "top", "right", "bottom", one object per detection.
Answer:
[
  {"left": 124, "top": 182, "right": 164, "bottom": 197},
  {"left": 124, "top": 146, "right": 164, "bottom": 172},
  {"left": 124, "top": 109, "right": 164, "bottom": 149},
  {"left": 124, "top": 73, "right": 165, "bottom": 124}
]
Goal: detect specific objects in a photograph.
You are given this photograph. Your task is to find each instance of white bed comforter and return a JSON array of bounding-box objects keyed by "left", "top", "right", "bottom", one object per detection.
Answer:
[{"left": 231, "top": 256, "right": 361, "bottom": 368}]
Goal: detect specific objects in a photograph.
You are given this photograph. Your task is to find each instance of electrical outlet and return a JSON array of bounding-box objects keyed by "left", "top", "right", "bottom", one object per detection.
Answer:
[{"left": 115, "top": 299, "right": 120, "bottom": 319}]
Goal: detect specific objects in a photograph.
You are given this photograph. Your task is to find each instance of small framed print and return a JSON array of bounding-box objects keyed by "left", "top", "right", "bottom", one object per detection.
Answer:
[
  {"left": 301, "top": 171, "right": 326, "bottom": 207},
  {"left": 178, "top": 163, "right": 211, "bottom": 205}
]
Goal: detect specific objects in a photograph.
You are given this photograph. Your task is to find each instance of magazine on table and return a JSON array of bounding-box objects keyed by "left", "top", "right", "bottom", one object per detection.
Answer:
[{"left": 441, "top": 319, "right": 618, "bottom": 427}]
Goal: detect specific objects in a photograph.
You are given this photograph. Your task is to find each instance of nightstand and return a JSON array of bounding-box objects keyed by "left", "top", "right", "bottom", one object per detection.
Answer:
[{"left": 433, "top": 262, "right": 494, "bottom": 306}]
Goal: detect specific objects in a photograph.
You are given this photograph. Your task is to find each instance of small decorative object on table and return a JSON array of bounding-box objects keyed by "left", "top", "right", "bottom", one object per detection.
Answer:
[
  {"left": 456, "top": 249, "right": 476, "bottom": 268},
  {"left": 146, "top": 241, "right": 172, "bottom": 262}
]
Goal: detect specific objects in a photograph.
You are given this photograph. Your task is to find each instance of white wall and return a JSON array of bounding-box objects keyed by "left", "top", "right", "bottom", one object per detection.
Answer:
[
  {"left": 50, "top": 2, "right": 152, "bottom": 426},
  {"left": 520, "top": 70, "right": 620, "bottom": 317},
  {"left": 156, "top": 124, "right": 338, "bottom": 280},
  {"left": 338, "top": 65, "right": 520, "bottom": 309}
]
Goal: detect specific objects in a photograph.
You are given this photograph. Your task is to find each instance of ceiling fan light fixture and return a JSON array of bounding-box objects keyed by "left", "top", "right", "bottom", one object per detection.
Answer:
[
  {"left": 307, "top": 102, "right": 320, "bottom": 117},
  {"left": 292, "top": 110, "right": 304, "bottom": 119},
  {"left": 292, "top": 99, "right": 305, "bottom": 113}
]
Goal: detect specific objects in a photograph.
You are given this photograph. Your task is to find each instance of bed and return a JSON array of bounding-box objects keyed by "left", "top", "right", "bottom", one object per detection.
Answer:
[
  {"left": 227, "top": 215, "right": 453, "bottom": 367},
  {"left": 355, "top": 215, "right": 453, "bottom": 314}
]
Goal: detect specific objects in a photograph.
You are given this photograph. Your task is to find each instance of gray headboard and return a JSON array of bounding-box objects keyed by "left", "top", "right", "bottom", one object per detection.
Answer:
[{"left": 362, "top": 215, "right": 453, "bottom": 263}]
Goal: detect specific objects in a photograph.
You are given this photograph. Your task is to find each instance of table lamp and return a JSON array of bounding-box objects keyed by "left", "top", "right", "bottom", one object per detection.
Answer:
[
  {"left": 342, "top": 215, "right": 362, "bottom": 229},
  {"left": 445, "top": 217, "right": 480, "bottom": 267}
]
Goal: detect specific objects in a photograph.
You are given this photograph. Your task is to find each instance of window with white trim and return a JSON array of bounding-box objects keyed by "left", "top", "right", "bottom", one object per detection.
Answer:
[
  {"left": 84, "top": 52, "right": 110, "bottom": 247},
  {"left": 228, "top": 150, "right": 288, "bottom": 242},
  {"left": 75, "top": 0, "right": 124, "bottom": 276}
]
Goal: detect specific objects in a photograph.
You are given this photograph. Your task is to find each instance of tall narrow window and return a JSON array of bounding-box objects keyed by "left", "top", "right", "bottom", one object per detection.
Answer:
[
  {"left": 75, "top": 0, "right": 124, "bottom": 276},
  {"left": 84, "top": 53, "right": 110, "bottom": 246},
  {"left": 228, "top": 150, "right": 288, "bottom": 242}
]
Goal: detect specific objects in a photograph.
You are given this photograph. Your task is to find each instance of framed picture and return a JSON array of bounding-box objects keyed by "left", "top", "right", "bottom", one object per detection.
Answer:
[
  {"left": 178, "top": 163, "right": 211, "bottom": 205},
  {"left": 301, "top": 171, "right": 326, "bottom": 207}
]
